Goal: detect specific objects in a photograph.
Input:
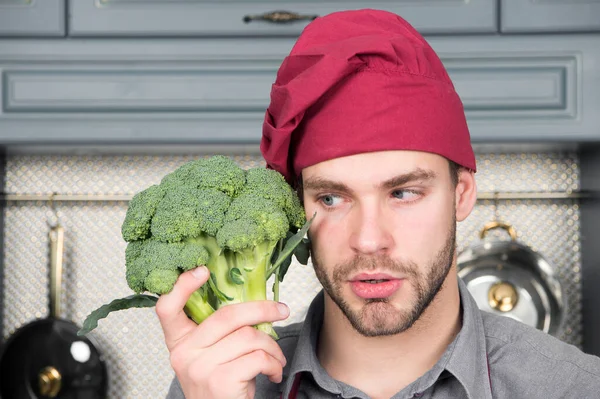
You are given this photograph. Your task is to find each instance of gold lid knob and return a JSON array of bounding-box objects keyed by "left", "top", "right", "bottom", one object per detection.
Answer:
[
  {"left": 39, "top": 366, "right": 62, "bottom": 398},
  {"left": 488, "top": 281, "right": 519, "bottom": 312}
]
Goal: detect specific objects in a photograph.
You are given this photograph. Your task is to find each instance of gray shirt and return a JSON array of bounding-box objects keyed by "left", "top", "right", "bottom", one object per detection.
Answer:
[{"left": 166, "top": 279, "right": 600, "bottom": 398}]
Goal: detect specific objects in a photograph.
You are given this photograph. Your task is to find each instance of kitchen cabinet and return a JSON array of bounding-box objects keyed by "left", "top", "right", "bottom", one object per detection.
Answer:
[
  {"left": 501, "top": 0, "right": 600, "bottom": 33},
  {"left": 0, "top": 0, "right": 65, "bottom": 37},
  {"left": 0, "top": 34, "right": 599, "bottom": 145},
  {"left": 68, "top": 0, "right": 498, "bottom": 37}
]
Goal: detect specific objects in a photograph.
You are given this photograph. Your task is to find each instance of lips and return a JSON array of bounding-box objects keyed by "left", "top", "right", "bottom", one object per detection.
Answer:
[
  {"left": 349, "top": 273, "right": 403, "bottom": 299},
  {"left": 352, "top": 273, "right": 396, "bottom": 282}
]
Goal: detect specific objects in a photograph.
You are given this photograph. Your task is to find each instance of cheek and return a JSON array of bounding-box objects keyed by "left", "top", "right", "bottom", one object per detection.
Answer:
[
  {"left": 305, "top": 206, "right": 348, "bottom": 264},
  {"left": 393, "top": 198, "right": 454, "bottom": 259}
]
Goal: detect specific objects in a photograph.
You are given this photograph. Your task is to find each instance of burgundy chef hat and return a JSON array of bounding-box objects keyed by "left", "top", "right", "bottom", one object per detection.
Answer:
[{"left": 260, "top": 8, "right": 476, "bottom": 185}]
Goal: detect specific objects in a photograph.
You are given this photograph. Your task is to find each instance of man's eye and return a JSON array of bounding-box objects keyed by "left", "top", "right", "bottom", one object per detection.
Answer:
[
  {"left": 319, "top": 194, "right": 342, "bottom": 207},
  {"left": 392, "top": 190, "right": 419, "bottom": 201}
]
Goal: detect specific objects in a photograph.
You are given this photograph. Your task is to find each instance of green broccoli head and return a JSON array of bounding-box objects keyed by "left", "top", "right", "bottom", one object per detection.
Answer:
[{"left": 79, "top": 156, "right": 313, "bottom": 340}]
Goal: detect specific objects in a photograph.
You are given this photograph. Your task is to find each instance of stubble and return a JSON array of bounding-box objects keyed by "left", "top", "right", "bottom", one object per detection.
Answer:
[{"left": 312, "top": 219, "right": 456, "bottom": 337}]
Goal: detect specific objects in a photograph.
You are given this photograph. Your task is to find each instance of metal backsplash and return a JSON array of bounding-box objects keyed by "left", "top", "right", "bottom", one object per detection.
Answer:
[{"left": 1, "top": 151, "right": 581, "bottom": 399}]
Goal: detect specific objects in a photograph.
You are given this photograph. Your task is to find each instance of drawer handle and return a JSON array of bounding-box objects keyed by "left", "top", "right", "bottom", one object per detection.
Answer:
[{"left": 243, "top": 10, "right": 319, "bottom": 24}]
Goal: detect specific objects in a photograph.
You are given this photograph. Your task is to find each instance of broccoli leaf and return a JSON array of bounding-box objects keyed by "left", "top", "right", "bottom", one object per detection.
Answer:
[
  {"left": 267, "top": 212, "right": 315, "bottom": 281},
  {"left": 277, "top": 256, "right": 294, "bottom": 283},
  {"left": 293, "top": 238, "right": 311, "bottom": 265},
  {"left": 77, "top": 294, "right": 159, "bottom": 336},
  {"left": 208, "top": 272, "right": 234, "bottom": 302},
  {"left": 229, "top": 267, "right": 244, "bottom": 285}
]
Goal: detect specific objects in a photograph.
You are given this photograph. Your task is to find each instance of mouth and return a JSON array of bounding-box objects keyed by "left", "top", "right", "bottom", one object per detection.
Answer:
[{"left": 349, "top": 273, "right": 404, "bottom": 299}]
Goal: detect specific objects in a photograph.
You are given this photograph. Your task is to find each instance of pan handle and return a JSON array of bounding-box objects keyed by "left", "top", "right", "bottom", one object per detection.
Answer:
[
  {"left": 49, "top": 225, "right": 65, "bottom": 319},
  {"left": 479, "top": 221, "right": 517, "bottom": 241}
]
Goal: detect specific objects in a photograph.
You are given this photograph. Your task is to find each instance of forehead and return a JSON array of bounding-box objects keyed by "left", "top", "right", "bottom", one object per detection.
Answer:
[{"left": 301, "top": 150, "right": 449, "bottom": 185}]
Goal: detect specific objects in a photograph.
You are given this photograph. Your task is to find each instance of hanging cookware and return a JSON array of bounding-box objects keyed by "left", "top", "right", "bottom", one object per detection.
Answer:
[
  {"left": 0, "top": 222, "right": 108, "bottom": 398},
  {"left": 457, "top": 221, "right": 566, "bottom": 337}
]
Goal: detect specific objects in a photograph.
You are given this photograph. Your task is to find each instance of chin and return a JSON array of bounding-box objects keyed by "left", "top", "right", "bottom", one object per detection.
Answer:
[{"left": 345, "top": 298, "right": 417, "bottom": 337}]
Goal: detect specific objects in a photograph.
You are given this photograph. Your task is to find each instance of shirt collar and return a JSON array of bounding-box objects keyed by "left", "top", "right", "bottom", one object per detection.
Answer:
[
  {"left": 281, "top": 290, "right": 343, "bottom": 396},
  {"left": 280, "top": 278, "right": 493, "bottom": 399},
  {"left": 444, "top": 278, "right": 494, "bottom": 399}
]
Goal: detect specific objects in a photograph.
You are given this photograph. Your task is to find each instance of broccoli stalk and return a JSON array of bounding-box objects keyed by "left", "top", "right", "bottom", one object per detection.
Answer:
[
  {"left": 230, "top": 240, "right": 279, "bottom": 337},
  {"left": 185, "top": 287, "right": 215, "bottom": 325},
  {"left": 78, "top": 155, "right": 313, "bottom": 340}
]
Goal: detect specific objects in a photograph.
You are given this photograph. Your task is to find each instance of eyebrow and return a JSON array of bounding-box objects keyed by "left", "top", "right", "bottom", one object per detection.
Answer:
[
  {"left": 302, "top": 168, "right": 437, "bottom": 193},
  {"left": 380, "top": 168, "right": 437, "bottom": 190}
]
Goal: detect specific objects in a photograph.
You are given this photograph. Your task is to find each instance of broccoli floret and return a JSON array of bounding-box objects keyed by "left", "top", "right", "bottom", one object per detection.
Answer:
[
  {"left": 151, "top": 187, "right": 230, "bottom": 242},
  {"left": 125, "top": 238, "right": 210, "bottom": 294},
  {"left": 124, "top": 240, "right": 148, "bottom": 294},
  {"left": 242, "top": 167, "right": 306, "bottom": 230},
  {"left": 79, "top": 155, "right": 314, "bottom": 340},
  {"left": 161, "top": 155, "right": 246, "bottom": 197},
  {"left": 121, "top": 184, "right": 165, "bottom": 241},
  {"left": 224, "top": 194, "right": 289, "bottom": 242}
]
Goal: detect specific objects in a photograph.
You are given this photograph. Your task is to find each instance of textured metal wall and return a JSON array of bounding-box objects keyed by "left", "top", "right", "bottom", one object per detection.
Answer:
[{"left": 1, "top": 151, "right": 581, "bottom": 399}]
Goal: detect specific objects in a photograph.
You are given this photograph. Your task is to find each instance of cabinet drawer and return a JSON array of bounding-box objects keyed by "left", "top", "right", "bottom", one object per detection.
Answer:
[
  {"left": 68, "top": 0, "right": 498, "bottom": 37},
  {"left": 501, "top": 0, "right": 600, "bottom": 33},
  {"left": 0, "top": 0, "right": 65, "bottom": 37}
]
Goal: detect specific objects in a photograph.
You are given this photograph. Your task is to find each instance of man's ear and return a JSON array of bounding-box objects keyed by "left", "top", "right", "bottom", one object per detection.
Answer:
[{"left": 455, "top": 169, "right": 477, "bottom": 222}]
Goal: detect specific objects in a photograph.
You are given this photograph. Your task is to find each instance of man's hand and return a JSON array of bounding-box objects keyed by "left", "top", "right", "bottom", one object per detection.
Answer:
[{"left": 155, "top": 266, "right": 290, "bottom": 399}]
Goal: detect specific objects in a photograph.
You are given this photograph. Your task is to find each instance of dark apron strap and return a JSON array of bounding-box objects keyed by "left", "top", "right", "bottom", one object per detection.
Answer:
[
  {"left": 281, "top": 372, "right": 302, "bottom": 399},
  {"left": 284, "top": 356, "right": 492, "bottom": 399}
]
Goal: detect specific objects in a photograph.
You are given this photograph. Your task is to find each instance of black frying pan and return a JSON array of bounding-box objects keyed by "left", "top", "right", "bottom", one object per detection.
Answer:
[{"left": 0, "top": 224, "right": 108, "bottom": 398}]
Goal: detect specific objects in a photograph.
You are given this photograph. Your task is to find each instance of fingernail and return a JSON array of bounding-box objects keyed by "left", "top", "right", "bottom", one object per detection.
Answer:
[
  {"left": 191, "top": 266, "right": 208, "bottom": 280},
  {"left": 277, "top": 302, "right": 289, "bottom": 317}
]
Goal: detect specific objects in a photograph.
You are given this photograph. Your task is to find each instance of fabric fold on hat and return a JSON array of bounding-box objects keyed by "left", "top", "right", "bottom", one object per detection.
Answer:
[{"left": 261, "top": 9, "right": 476, "bottom": 184}]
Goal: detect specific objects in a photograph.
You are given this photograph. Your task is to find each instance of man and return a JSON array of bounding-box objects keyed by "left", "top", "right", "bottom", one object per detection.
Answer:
[{"left": 159, "top": 9, "right": 600, "bottom": 399}]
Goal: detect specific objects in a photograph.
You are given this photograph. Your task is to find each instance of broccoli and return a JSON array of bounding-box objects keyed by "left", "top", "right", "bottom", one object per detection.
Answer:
[{"left": 78, "top": 155, "right": 313, "bottom": 340}]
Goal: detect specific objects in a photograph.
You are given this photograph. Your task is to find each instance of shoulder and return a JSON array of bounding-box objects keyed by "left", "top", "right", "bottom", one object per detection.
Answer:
[{"left": 481, "top": 311, "right": 600, "bottom": 396}]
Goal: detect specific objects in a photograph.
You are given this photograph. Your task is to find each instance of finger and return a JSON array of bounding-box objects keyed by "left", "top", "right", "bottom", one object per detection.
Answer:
[
  {"left": 216, "top": 350, "right": 285, "bottom": 386},
  {"left": 205, "top": 326, "right": 287, "bottom": 368},
  {"left": 155, "top": 266, "right": 210, "bottom": 348},
  {"left": 192, "top": 300, "right": 290, "bottom": 348}
]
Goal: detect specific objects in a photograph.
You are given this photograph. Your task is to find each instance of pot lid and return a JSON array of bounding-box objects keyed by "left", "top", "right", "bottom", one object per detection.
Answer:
[{"left": 458, "top": 243, "right": 565, "bottom": 336}]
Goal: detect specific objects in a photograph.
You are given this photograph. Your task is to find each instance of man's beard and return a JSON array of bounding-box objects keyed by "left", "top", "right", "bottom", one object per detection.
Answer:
[{"left": 312, "top": 220, "right": 456, "bottom": 337}]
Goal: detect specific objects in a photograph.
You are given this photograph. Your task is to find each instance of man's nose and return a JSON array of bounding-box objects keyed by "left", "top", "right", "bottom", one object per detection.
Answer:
[{"left": 349, "top": 204, "right": 394, "bottom": 255}]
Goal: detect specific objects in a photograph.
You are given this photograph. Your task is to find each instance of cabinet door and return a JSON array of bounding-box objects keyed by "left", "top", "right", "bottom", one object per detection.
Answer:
[
  {"left": 0, "top": 0, "right": 65, "bottom": 37},
  {"left": 68, "top": 0, "right": 497, "bottom": 37},
  {"left": 501, "top": 0, "right": 600, "bottom": 33}
]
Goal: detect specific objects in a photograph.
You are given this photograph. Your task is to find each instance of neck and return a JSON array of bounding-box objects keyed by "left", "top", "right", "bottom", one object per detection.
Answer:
[{"left": 317, "top": 272, "right": 462, "bottom": 399}]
